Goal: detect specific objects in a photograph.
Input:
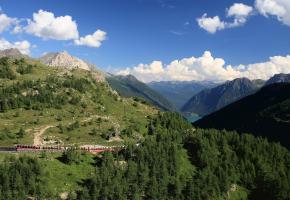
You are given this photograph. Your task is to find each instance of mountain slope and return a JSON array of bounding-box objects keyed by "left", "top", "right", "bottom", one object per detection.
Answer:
[
  {"left": 182, "top": 78, "right": 261, "bottom": 116},
  {"left": 195, "top": 83, "right": 290, "bottom": 148},
  {"left": 148, "top": 80, "right": 217, "bottom": 110},
  {"left": 0, "top": 56, "right": 157, "bottom": 146},
  {"left": 107, "top": 74, "right": 175, "bottom": 111}
]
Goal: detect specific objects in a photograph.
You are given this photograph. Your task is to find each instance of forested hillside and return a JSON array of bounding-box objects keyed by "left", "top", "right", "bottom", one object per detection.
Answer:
[
  {"left": 195, "top": 83, "right": 290, "bottom": 148},
  {"left": 1, "top": 113, "right": 289, "bottom": 199}
]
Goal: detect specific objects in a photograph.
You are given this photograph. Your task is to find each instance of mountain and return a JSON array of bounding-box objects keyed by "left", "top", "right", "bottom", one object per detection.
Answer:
[
  {"left": 1, "top": 52, "right": 290, "bottom": 199},
  {"left": 148, "top": 80, "right": 217, "bottom": 110},
  {"left": 0, "top": 48, "right": 28, "bottom": 59},
  {"left": 0, "top": 56, "right": 157, "bottom": 147},
  {"left": 182, "top": 78, "right": 262, "bottom": 116},
  {"left": 39, "top": 51, "right": 92, "bottom": 71},
  {"left": 107, "top": 74, "right": 176, "bottom": 111},
  {"left": 265, "top": 73, "right": 290, "bottom": 85},
  {"left": 195, "top": 83, "right": 290, "bottom": 148},
  {"left": 252, "top": 79, "right": 266, "bottom": 88}
]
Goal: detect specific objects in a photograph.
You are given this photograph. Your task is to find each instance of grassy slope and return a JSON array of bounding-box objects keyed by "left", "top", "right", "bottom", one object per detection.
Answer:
[
  {"left": 0, "top": 58, "right": 157, "bottom": 146},
  {"left": 0, "top": 152, "right": 95, "bottom": 196}
]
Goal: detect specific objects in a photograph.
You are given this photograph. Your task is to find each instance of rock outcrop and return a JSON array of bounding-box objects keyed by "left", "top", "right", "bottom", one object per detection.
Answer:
[{"left": 40, "top": 51, "right": 92, "bottom": 71}]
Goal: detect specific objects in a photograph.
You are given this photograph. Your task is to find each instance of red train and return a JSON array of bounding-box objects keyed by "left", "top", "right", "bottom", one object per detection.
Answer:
[{"left": 15, "top": 144, "right": 124, "bottom": 153}]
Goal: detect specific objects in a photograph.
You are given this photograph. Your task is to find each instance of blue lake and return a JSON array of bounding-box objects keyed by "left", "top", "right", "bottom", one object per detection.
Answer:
[{"left": 184, "top": 113, "right": 202, "bottom": 123}]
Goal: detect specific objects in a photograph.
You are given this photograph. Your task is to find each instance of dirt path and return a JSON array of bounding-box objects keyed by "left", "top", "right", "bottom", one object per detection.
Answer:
[
  {"left": 33, "top": 125, "right": 55, "bottom": 146},
  {"left": 30, "top": 115, "right": 115, "bottom": 146}
]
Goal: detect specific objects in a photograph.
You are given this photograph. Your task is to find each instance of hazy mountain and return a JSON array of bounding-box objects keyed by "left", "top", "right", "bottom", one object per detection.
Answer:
[
  {"left": 0, "top": 48, "right": 28, "bottom": 59},
  {"left": 265, "top": 73, "right": 290, "bottom": 85},
  {"left": 182, "top": 78, "right": 262, "bottom": 116},
  {"left": 195, "top": 83, "right": 290, "bottom": 148},
  {"left": 148, "top": 80, "right": 217, "bottom": 110},
  {"left": 252, "top": 79, "right": 266, "bottom": 88},
  {"left": 39, "top": 51, "right": 93, "bottom": 71},
  {"left": 107, "top": 74, "right": 176, "bottom": 111}
]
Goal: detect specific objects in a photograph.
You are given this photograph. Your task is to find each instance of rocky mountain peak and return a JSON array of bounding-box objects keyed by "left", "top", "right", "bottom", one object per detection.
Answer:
[{"left": 40, "top": 51, "right": 92, "bottom": 71}]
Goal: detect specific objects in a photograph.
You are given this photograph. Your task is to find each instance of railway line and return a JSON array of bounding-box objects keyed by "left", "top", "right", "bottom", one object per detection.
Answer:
[{"left": 0, "top": 144, "right": 125, "bottom": 153}]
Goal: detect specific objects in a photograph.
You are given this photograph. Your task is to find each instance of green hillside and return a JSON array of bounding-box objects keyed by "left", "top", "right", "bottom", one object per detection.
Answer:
[
  {"left": 0, "top": 57, "right": 157, "bottom": 146},
  {"left": 0, "top": 112, "right": 289, "bottom": 199},
  {"left": 1, "top": 56, "right": 290, "bottom": 200}
]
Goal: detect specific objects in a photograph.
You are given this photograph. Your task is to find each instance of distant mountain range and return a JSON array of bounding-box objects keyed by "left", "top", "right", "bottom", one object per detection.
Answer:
[
  {"left": 148, "top": 80, "right": 217, "bottom": 110},
  {"left": 181, "top": 78, "right": 265, "bottom": 116},
  {"left": 107, "top": 74, "right": 176, "bottom": 111},
  {"left": 195, "top": 83, "right": 290, "bottom": 148}
]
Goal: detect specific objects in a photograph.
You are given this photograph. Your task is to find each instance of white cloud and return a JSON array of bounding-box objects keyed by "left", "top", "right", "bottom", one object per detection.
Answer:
[
  {"left": 0, "top": 38, "right": 31, "bottom": 54},
  {"left": 197, "top": 3, "right": 253, "bottom": 33},
  {"left": 0, "top": 13, "right": 17, "bottom": 33},
  {"left": 116, "top": 51, "right": 290, "bottom": 83},
  {"left": 227, "top": 3, "right": 253, "bottom": 27},
  {"left": 197, "top": 14, "right": 225, "bottom": 34},
  {"left": 74, "top": 29, "right": 106, "bottom": 48},
  {"left": 239, "top": 55, "right": 290, "bottom": 80},
  {"left": 227, "top": 3, "right": 253, "bottom": 18},
  {"left": 255, "top": 0, "right": 290, "bottom": 26},
  {"left": 11, "top": 19, "right": 27, "bottom": 34},
  {"left": 26, "top": 10, "right": 79, "bottom": 40}
]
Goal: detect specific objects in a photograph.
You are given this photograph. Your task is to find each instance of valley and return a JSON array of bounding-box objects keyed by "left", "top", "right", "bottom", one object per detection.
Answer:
[
  {"left": 0, "top": 49, "right": 290, "bottom": 199},
  {"left": 1, "top": 1, "right": 290, "bottom": 199}
]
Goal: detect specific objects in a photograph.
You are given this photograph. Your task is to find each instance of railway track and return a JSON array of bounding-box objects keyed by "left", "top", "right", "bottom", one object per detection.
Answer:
[{"left": 0, "top": 145, "right": 125, "bottom": 153}]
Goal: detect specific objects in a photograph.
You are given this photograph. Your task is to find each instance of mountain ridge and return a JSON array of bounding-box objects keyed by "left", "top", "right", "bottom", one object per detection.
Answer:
[
  {"left": 181, "top": 78, "right": 263, "bottom": 116},
  {"left": 107, "top": 74, "right": 176, "bottom": 111},
  {"left": 265, "top": 73, "right": 290, "bottom": 85},
  {"left": 194, "top": 82, "right": 290, "bottom": 148}
]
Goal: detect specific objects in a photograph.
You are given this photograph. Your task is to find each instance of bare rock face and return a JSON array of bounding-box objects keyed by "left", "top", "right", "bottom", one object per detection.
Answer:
[
  {"left": 0, "top": 48, "right": 28, "bottom": 59},
  {"left": 40, "top": 51, "right": 106, "bottom": 82},
  {"left": 40, "top": 51, "right": 91, "bottom": 71}
]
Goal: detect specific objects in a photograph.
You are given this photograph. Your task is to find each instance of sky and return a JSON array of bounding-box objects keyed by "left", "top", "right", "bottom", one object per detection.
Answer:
[{"left": 0, "top": 0, "right": 290, "bottom": 82}]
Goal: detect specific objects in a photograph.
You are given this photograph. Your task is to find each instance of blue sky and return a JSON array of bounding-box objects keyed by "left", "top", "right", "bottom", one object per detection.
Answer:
[{"left": 0, "top": 0, "right": 290, "bottom": 82}]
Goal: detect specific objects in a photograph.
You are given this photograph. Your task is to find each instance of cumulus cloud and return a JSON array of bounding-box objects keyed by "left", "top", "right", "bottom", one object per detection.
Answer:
[
  {"left": 74, "top": 29, "right": 106, "bottom": 48},
  {"left": 197, "top": 3, "right": 253, "bottom": 33},
  {"left": 255, "top": 0, "right": 290, "bottom": 26},
  {"left": 198, "top": 1, "right": 290, "bottom": 33},
  {"left": 0, "top": 13, "right": 17, "bottom": 33},
  {"left": 227, "top": 3, "right": 253, "bottom": 18},
  {"left": 26, "top": 10, "right": 79, "bottom": 40},
  {"left": 227, "top": 3, "right": 253, "bottom": 27},
  {"left": 197, "top": 14, "right": 225, "bottom": 34},
  {"left": 116, "top": 51, "right": 290, "bottom": 83},
  {"left": 0, "top": 38, "right": 31, "bottom": 54}
]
